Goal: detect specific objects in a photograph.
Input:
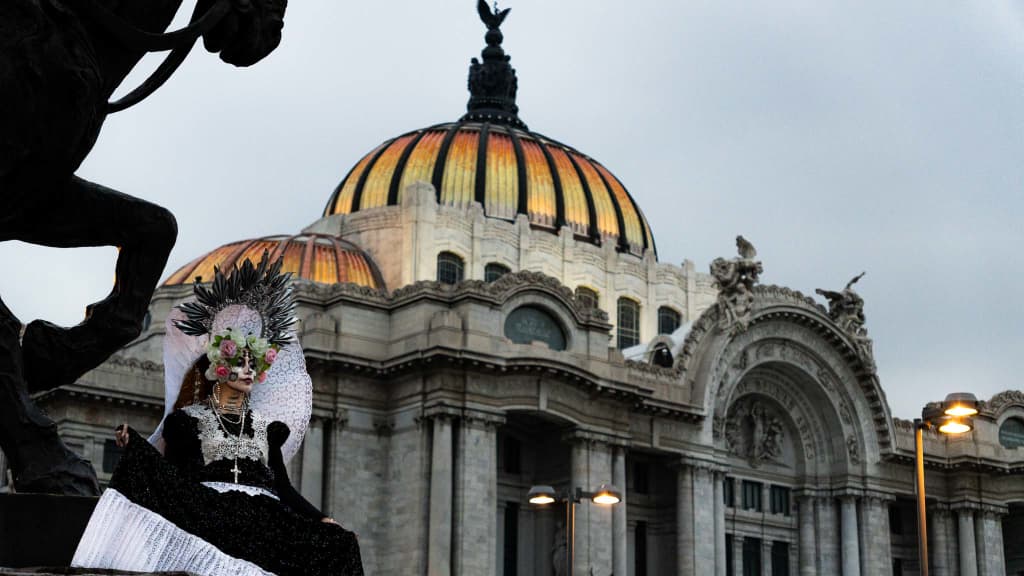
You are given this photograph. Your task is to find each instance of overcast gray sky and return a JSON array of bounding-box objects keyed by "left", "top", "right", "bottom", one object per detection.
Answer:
[{"left": 2, "top": 1, "right": 1021, "bottom": 419}]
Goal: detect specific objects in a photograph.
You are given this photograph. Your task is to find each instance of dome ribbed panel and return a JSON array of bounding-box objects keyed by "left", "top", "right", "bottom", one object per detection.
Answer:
[
  {"left": 545, "top": 146, "right": 589, "bottom": 236},
  {"left": 328, "top": 143, "right": 386, "bottom": 215},
  {"left": 397, "top": 130, "right": 445, "bottom": 198},
  {"left": 484, "top": 131, "right": 518, "bottom": 220},
  {"left": 162, "top": 234, "right": 384, "bottom": 290},
  {"left": 359, "top": 135, "right": 415, "bottom": 210},
  {"left": 596, "top": 164, "right": 645, "bottom": 253},
  {"left": 520, "top": 137, "right": 556, "bottom": 228},
  {"left": 572, "top": 154, "right": 618, "bottom": 239},
  {"left": 440, "top": 130, "right": 479, "bottom": 208},
  {"left": 189, "top": 240, "right": 249, "bottom": 284}
]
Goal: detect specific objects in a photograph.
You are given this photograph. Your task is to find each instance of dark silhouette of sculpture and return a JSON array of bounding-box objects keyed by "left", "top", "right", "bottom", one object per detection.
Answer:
[{"left": 0, "top": 0, "right": 287, "bottom": 495}]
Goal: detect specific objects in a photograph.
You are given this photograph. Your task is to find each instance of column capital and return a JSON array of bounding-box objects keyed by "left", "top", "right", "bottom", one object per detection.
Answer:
[
  {"left": 562, "top": 427, "right": 629, "bottom": 447},
  {"left": 861, "top": 490, "right": 896, "bottom": 505},
  {"left": 679, "top": 455, "right": 726, "bottom": 474},
  {"left": 421, "top": 404, "right": 462, "bottom": 422},
  {"left": 461, "top": 407, "right": 506, "bottom": 429}
]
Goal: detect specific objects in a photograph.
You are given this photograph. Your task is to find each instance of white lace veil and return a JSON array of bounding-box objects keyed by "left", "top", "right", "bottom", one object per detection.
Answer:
[{"left": 148, "top": 303, "right": 312, "bottom": 463}]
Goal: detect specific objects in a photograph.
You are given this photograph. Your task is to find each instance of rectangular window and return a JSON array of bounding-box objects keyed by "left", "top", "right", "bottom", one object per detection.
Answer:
[
  {"left": 633, "top": 461, "right": 650, "bottom": 495},
  {"left": 725, "top": 534, "right": 734, "bottom": 576},
  {"left": 102, "top": 439, "right": 123, "bottom": 473},
  {"left": 889, "top": 503, "right": 903, "bottom": 535},
  {"left": 770, "top": 485, "right": 790, "bottom": 516},
  {"left": 771, "top": 541, "right": 789, "bottom": 576},
  {"left": 635, "top": 521, "right": 648, "bottom": 576},
  {"left": 742, "top": 480, "right": 763, "bottom": 512},
  {"left": 723, "top": 477, "right": 735, "bottom": 507},
  {"left": 503, "top": 502, "right": 519, "bottom": 575},
  {"left": 742, "top": 537, "right": 762, "bottom": 576},
  {"left": 503, "top": 436, "right": 521, "bottom": 475}
]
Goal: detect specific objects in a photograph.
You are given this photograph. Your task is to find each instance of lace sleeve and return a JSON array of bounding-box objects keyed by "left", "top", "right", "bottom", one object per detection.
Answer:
[{"left": 268, "top": 421, "right": 325, "bottom": 521}]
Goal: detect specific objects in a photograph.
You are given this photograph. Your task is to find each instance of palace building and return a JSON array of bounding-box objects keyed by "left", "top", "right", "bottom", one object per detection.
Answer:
[{"left": 5, "top": 6, "right": 1023, "bottom": 576}]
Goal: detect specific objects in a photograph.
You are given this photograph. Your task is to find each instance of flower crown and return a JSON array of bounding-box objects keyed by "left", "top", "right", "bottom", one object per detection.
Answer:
[{"left": 204, "top": 327, "right": 280, "bottom": 384}]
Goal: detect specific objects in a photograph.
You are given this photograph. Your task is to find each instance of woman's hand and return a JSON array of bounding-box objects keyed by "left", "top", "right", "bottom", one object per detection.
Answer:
[
  {"left": 321, "top": 517, "right": 337, "bottom": 525},
  {"left": 115, "top": 424, "right": 130, "bottom": 448}
]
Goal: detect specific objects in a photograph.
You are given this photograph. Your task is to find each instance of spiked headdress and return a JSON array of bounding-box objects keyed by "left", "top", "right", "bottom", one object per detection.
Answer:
[
  {"left": 174, "top": 251, "right": 296, "bottom": 346},
  {"left": 150, "top": 250, "right": 312, "bottom": 463}
]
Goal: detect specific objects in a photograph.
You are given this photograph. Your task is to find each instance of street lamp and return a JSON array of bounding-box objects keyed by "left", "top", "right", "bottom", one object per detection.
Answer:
[
  {"left": 527, "top": 483, "right": 622, "bottom": 576},
  {"left": 915, "top": 392, "right": 978, "bottom": 576}
]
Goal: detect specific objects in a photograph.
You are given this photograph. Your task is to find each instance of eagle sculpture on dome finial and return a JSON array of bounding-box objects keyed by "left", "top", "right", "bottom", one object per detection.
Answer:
[{"left": 478, "top": 0, "right": 510, "bottom": 30}]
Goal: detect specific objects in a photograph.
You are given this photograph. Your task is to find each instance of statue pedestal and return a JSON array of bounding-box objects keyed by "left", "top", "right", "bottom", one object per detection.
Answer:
[{"left": 0, "top": 493, "right": 96, "bottom": 568}]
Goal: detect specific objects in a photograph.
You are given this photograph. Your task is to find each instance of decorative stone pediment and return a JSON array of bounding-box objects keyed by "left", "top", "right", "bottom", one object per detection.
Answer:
[{"left": 982, "top": 390, "right": 1024, "bottom": 416}]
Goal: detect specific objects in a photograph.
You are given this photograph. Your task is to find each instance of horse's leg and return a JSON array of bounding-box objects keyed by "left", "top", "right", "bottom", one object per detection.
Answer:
[
  {"left": 17, "top": 175, "right": 177, "bottom": 392},
  {"left": 0, "top": 293, "right": 99, "bottom": 495}
]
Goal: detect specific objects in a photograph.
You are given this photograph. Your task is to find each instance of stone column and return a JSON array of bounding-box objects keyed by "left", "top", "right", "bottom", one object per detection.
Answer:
[
  {"left": 798, "top": 495, "right": 817, "bottom": 576},
  {"left": 714, "top": 471, "right": 727, "bottom": 576},
  {"left": 677, "top": 462, "right": 695, "bottom": 576},
  {"left": 300, "top": 417, "right": 325, "bottom": 508},
  {"left": 817, "top": 497, "right": 841, "bottom": 575},
  {"left": 931, "top": 506, "right": 952, "bottom": 576},
  {"left": 692, "top": 465, "right": 717, "bottom": 572},
  {"left": 733, "top": 534, "right": 744, "bottom": 576},
  {"left": 428, "top": 416, "right": 454, "bottom": 576},
  {"left": 958, "top": 508, "right": 978, "bottom": 576},
  {"left": 976, "top": 509, "right": 1007, "bottom": 576},
  {"left": 611, "top": 446, "right": 627, "bottom": 576},
  {"left": 859, "top": 496, "right": 892, "bottom": 576},
  {"left": 570, "top": 439, "right": 589, "bottom": 576},
  {"left": 840, "top": 495, "right": 861, "bottom": 576},
  {"left": 453, "top": 413, "right": 501, "bottom": 576},
  {"left": 761, "top": 538, "right": 772, "bottom": 576}
]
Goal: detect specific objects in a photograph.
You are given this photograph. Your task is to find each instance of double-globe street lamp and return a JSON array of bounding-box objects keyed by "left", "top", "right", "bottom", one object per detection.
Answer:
[
  {"left": 915, "top": 392, "right": 979, "bottom": 576},
  {"left": 527, "top": 483, "right": 622, "bottom": 576}
]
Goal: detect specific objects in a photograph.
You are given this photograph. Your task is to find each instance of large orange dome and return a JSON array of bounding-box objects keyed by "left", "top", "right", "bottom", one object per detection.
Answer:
[
  {"left": 322, "top": 121, "right": 655, "bottom": 257},
  {"left": 163, "top": 233, "right": 385, "bottom": 290}
]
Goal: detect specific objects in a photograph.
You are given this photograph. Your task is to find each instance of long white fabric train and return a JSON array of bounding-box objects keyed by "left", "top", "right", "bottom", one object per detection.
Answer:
[{"left": 71, "top": 488, "right": 274, "bottom": 576}]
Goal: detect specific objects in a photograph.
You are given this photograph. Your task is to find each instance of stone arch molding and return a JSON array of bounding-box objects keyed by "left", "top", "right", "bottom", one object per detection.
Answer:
[{"left": 684, "top": 285, "right": 896, "bottom": 463}]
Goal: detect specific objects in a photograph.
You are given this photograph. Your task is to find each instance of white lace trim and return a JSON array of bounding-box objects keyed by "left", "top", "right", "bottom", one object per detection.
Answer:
[
  {"left": 184, "top": 404, "right": 269, "bottom": 466},
  {"left": 201, "top": 481, "right": 279, "bottom": 500},
  {"left": 71, "top": 488, "right": 274, "bottom": 576}
]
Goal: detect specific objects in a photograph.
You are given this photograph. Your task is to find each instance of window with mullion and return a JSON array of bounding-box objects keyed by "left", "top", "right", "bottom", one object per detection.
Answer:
[
  {"left": 657, "top": 306, "right": 681, "bottom": 335},
  {"left": 437, "top": 251, "right": 464, "bottom": 284},
  {"left": 617, "top": 298, "right": 640, "bottom": 349}
]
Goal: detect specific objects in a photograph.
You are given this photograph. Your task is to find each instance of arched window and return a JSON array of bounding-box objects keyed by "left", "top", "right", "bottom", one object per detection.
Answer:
[
  {"left": 485, "top": 262, "right": 511, "bottom": 282},
  {"left": 617, "top": 297, "right": 640, "bottom": 349},
  {"left": 575, "top": 286, "right": 599, "bottom": 310},
  {"left": 436, "top": 251, "right": 464, "bottom": 284},
  {"left": 658, "top": 306, "right": 681, "bottom": 335}
]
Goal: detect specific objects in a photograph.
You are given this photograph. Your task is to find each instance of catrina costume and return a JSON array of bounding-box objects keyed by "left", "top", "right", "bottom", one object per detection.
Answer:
[{"left": 72, "top": 254, "right": 364, "bottom": 575}]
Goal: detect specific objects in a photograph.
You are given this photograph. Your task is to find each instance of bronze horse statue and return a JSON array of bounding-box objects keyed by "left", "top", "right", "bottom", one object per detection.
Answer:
[{"left": 0, "top": 0, "right": 287, "bottom": 494}]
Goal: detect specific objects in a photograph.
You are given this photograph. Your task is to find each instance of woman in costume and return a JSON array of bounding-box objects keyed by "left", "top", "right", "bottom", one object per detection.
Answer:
[{"left": 72, "top": 254, "right": 364, "bottom": 576}]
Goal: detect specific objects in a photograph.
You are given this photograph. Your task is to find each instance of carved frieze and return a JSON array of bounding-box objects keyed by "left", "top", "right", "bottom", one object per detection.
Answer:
[{"left": 724, "top": 396, "right": 785, "bottom": 467}]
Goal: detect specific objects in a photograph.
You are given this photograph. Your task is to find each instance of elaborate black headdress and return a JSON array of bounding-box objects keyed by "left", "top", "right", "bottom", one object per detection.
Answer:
[{"left": 174, "top": 251, "right": 296, "bottom": 346}]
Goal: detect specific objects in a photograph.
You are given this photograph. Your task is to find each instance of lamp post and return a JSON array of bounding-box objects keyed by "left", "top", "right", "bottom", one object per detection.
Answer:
[
  {"left": 914, "top": 392, "right": 978, "bottom": 576},
  {"left": 527, "top": 483, "right": 622, "bottom": 576}
]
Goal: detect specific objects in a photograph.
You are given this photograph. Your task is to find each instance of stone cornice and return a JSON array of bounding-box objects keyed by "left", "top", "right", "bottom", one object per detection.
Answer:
[{"left": 980, "top": 390, "right": 1024, "bottom": 417}]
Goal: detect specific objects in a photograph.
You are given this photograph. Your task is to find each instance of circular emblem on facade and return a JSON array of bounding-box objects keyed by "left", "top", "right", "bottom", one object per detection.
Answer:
[
  {"left": 504, "top": 306, "right": 566, "bottom": 351},
  {"left": 999, "top": 417, "right": 1024, "bottom": 449}
]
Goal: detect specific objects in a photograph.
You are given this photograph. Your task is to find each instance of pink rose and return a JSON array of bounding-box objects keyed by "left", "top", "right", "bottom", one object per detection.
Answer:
[
  {"left": 215, "top": 365, "right": 230, "bottom": 379},
  {"left": 219, "top": 339, "right": 238, "bottom": 358},
  {"left": 264, "top": 348, "right": 278, "bottom": 364},
  {"left": 257, "top": 371, "right": 268, "bottom": 383}
]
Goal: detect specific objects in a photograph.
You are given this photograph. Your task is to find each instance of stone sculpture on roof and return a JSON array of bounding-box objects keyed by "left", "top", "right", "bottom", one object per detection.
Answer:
[
  {"left": 816, "top": 272, "right": 875, "bottom": 369},
  {"left": 710, "top": 235, "right": 764, "bottom": 334}
]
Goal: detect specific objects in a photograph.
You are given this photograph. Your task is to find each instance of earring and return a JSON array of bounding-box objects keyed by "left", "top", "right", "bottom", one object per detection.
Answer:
[{"left": 193, "top": 372, "right": 202, "bottom": 404}]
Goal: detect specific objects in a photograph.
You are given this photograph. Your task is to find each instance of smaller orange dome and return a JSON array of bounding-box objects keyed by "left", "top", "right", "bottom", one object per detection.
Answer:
[{"left": 163, "top": 234, "right": 385, "bottom": 290}]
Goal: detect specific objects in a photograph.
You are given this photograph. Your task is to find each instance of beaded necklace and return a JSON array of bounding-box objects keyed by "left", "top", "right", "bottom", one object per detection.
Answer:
[{"left": 208, "top": 394, "right": 248, "bottom": 484}]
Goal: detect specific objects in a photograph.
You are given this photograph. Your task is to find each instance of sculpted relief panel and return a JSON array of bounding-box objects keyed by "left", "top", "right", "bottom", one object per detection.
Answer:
[{"left": 724, "top": 395, "right": 789, "bottom": 468}]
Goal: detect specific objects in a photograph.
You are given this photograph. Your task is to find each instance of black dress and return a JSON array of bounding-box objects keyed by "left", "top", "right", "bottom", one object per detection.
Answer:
[{"left": 79, "top": 404, "right": 364, "bottom": 576}]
